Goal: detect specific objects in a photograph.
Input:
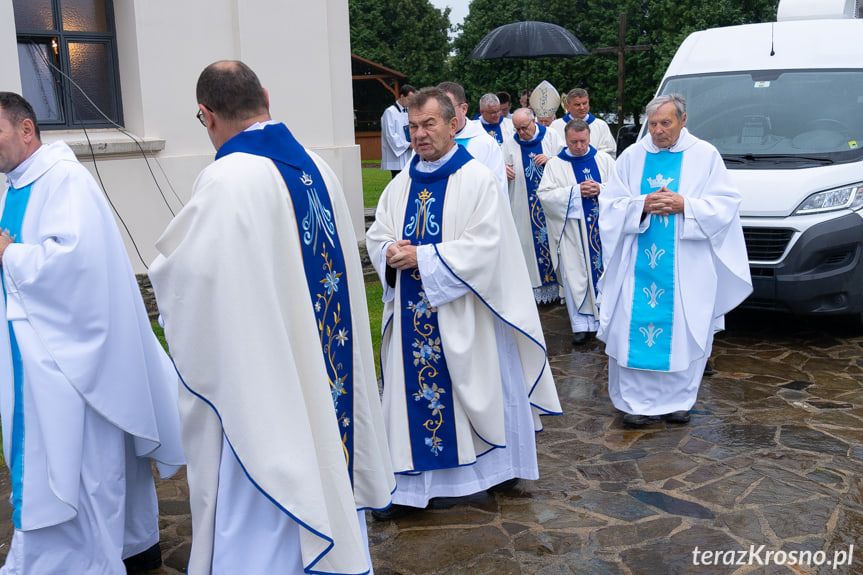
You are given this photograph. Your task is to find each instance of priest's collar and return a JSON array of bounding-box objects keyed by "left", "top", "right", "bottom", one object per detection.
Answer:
[
  {"left": 409, "top": 144, "right": 472, "bottom": 183},
  {"left": 414, "top": 143, "right": 458, "bottom": 173},
  {"left": 563, "top": 145, "right": 596, "bottom": 159},
  {"left": 5, "top": 143, "right": 46, "bottom": 188},
  {"left": 244, "top": 120, "right": 280, "bottom": 132},
  {"left": 514, "top": 123, "right": 546, "bottom": 146}
]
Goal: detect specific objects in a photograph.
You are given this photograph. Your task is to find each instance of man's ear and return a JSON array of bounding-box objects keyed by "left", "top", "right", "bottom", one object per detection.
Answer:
[{"left": 20, "top": 118, "right": 36, "bottom": 142}]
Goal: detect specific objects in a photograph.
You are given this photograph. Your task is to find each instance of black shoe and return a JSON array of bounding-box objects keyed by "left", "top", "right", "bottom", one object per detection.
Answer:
[
  {"left": 123, "top": 542, "right": 162, "bottom": 572},
  {"left": 487, "top": 477, "right": 519, "bottom": 493},
  {"left": 371, "top": 504, "right": 412, "bottom": 521},
  {"left": 572, "top": 332, "right": 589, "bottom": 345},
  {"left": 622, "top": 413, "right": 662, "bottom": 426},
  {"left": 663, "top": 410, "right": 691, "bottom": 424},
  {"left": 703, "top": 361, "right": 714, "bottom": 376}
]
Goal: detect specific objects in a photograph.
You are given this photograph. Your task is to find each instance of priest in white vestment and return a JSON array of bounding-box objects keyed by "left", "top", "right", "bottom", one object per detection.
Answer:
[
  {"left": 380, "top": 84, "right": 416, "bottom": 178},
  {"left": 538, "top": 118, "right": 615, "bottom": 345},
  {"left": 478, "top": 93, "right": 514, "bottom": 147},
  {"left": 504, "top": 107, "right": 565, "bottom": 304},
  {"left": 551, "top": 88, "right": 617, "bottom": 158},
  {"left": 148, "top": 61, "right": 394, "bottom": 575},
  {"left": 597, "top": 94, "right": 752, "bottom": 426},
  {"left": 366, "top": 87, "right": 561, "bottom": 519},
  {"left": 438, "top": 82, "right": 507, "bottom": 196},
  {"left": 0, "top": 92, "right": 184, "bottom": 574}
]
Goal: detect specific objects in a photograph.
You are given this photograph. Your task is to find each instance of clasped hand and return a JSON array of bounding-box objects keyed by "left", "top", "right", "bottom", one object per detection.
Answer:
[
  {"left": 386, "top": 239, "right": 418, "bottom": 270},
  {"left": 643, "top": 188, "right": 684, "bottom": 216}
]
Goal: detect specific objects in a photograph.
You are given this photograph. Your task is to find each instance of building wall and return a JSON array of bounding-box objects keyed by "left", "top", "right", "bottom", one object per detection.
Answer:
[{"left": 1, "top": 0, "right": 364, "bottom": 273}]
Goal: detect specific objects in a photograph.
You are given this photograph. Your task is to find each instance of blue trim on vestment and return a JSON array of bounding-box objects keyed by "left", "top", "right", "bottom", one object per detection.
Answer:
[
  {"left": 173, "top": 365, "right": 375, "bottom": 575},
  {"left": 512, "top": 125, "right": 558, "bottom": 293},
  {"left": 556, "top": 145, "right": 604, "bottom": 297},
  {"left": 217, "top": 123, "right": 358, "bottom": 486},
  {"left": 1, "top": 182, "right": 33, "bottom": 530},
  {"left": 431, "top": 243, "right": 562, "bottom": 417}
]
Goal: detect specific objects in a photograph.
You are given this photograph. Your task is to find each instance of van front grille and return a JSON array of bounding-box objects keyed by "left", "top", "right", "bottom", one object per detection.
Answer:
[{"left": 743, "top": 227, "right": 793, "bottom": 261}]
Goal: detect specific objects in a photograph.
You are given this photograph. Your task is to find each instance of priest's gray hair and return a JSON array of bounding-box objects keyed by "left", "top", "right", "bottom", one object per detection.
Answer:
[
  {"left": 646, "top": 94, "right": 686, "bottom": 121},
  {"left": 513, "top": 107, "right": 535, "bottom": 121},
  {"left": 408, "top": 87, "right": 457, "bottom": 123},
  {"left": 566, "top": 88, "right": 588, "bottom": 101},
  {"left": 479, "top": 93, "right": 500, "bottom": 110}
]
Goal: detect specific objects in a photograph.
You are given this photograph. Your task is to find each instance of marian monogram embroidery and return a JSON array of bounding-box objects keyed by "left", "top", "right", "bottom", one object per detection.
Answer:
[
  {"left": 300, "top": 171, "right": 336, "bottom": 254},
  {"left": 524, "top": 152, "right": 543, "bottom": 183},
  {"left": 404, "top": 188, "right": 440, "bottom": 240}
]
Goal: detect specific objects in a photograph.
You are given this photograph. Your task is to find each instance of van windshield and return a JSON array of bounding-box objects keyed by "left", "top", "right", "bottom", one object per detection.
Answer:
[{"left": 658, "top": 70, "right": 863, "bottom": 167}]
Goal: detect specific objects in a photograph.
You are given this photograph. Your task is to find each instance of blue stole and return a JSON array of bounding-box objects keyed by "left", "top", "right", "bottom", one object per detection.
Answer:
[
  {"left": 561, "top": 113, "right": 594, "bottom": 125},
  {"left": 399, "top": 147, "right": 471, "bottom": 471},
  {"left": 513, "top": 125, "right": 558, "bottom": 288},
  {"left": 481, "top": 119, "right": 504, "bottom": 144},
  {"left": 627, "top": 150, "right": 683, "bottom": 370},
  {"left": 1, "top": 183, "right": 33, "bottom": 529},
  {"left": 556, "top": 146, "right": 603, "bottom": 293},
  {"left": 217, "top": 124, "right": 358, "bottom": 484}
]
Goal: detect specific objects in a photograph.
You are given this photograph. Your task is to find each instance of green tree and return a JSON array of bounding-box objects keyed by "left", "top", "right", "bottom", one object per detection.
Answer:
[
  {"left": 452, "top": 0, "right": 778, "bottom": 133},
  {"left": 349, "top": 0, "right": 452, "bottom": 88}
]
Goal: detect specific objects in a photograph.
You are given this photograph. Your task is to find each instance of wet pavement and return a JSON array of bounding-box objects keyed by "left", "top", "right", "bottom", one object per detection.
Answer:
[{"left": 3, "top": 306, "right": 863, "bottom": 574}]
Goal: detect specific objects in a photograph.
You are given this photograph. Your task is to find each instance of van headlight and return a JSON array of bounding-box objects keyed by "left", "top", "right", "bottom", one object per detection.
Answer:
[{"left": 793, "top": 184, "right": 863, "bottom": 215}]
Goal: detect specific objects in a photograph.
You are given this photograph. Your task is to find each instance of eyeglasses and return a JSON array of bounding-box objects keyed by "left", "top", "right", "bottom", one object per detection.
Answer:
[{"left": 196, "top": 108, "right": 207, "bottom": 127}]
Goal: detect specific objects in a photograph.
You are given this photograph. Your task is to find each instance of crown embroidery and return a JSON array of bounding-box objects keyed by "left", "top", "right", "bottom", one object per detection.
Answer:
[
  {"left": 300, "top": 172, "right": 314, "bottom": 186},
  {"left": 647, "top": 174, "right": 674, "bottom": 189}
]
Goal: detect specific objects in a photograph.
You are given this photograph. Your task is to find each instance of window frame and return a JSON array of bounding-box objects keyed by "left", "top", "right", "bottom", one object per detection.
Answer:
[{"left": 14, "top": 0, "right": 124, "bottom": 130}]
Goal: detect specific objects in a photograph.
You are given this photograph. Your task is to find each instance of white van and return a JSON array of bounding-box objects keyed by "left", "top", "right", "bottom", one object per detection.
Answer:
[{"left": 646, "top": 0, "right": 863, "bottom": 320}]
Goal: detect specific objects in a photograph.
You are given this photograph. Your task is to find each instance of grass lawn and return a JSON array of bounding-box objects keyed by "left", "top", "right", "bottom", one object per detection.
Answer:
[
  {"left": 362, "top": 166, "right": 391, "bottom": 209},
  {"left": 365, "top": 279, "right": 384, "bottom": 380}
]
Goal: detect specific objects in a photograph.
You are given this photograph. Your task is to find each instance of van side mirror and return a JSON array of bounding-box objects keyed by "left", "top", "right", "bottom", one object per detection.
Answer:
[{"left": 616, "top": 124, "right": 639, "bottom": 156}]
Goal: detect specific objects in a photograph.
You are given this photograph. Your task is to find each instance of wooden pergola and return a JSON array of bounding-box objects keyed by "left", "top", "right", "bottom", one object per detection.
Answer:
[{"left": 351, "top": 54, "right": 407, "bottom": 99}]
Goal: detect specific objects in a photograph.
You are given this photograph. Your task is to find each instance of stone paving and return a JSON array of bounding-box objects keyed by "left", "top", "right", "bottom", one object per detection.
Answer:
[{"left": 2, "top": 306, "right": 863, "bottom": 574}]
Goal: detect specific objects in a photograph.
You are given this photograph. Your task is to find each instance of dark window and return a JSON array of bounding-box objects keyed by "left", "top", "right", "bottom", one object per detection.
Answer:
[{"left": 14, "top": 0, "right": 123, "bottom": 129}]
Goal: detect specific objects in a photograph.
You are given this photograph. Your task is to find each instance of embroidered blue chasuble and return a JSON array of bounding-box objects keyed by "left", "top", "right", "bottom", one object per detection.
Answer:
[
  {"left": 627, "top": 150, "right": 683, "bottom": 371},
  {"left": 1, "top": 183, "right": 33, "bottom": 528},
  {"left": 217, "top": 124, "right": 358, "bottom": 484},
  {"left": 481, "top": 119, "right": 504, "bottom": 144},
  {"left": 556, "top": 146, "right": 603, "bottom": 293},
  {"left": 513, "top": 125, "right": 558, "bottom": 289},
  {"left": 399, "top": 147, "right": 471, "bottom": 472}
]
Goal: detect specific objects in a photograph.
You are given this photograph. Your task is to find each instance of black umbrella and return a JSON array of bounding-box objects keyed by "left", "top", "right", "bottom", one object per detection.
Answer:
[{"left": 467, "top": 21, "right": 589, "bottom": 60}]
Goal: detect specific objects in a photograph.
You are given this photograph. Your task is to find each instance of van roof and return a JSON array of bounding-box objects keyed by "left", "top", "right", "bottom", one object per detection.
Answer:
[{"left": 664, "top": 20, "right": 863, "bottom": 78}]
